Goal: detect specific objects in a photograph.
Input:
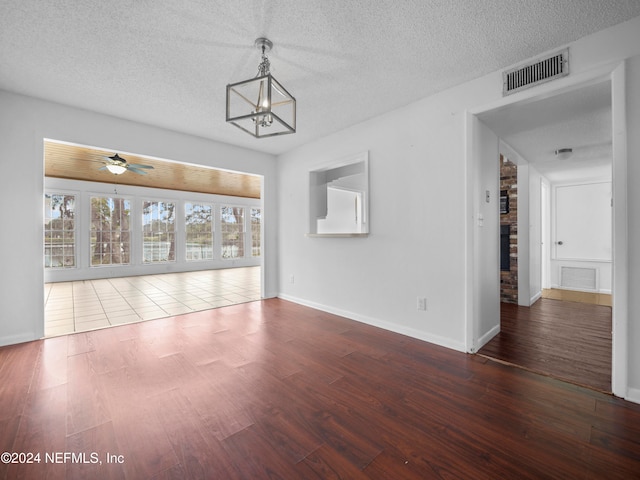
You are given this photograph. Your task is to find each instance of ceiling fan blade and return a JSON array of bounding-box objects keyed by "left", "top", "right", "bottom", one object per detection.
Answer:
[
  {"left": 127, "top": 167, "right": 148, "bottom": 175},
  {"left": 128, "top": 163, "right": 154, "bottom": 169},
  {"left": 98, "top": 165, "right": 108, "bottom": 171}
]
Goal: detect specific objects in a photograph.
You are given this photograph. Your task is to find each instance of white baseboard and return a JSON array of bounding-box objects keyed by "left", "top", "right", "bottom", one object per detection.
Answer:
[
  {"left": 530, "top": 291, "right": 542, "bottom": 305},
  {"left": 476, "top": 323, "right": 500, "bottom": 351},
  {"left": 626, "top": 387, "right": 640, "bottom": 405},
  {"left": 277, "top": 294, "right": 466, "bottom": 353}
]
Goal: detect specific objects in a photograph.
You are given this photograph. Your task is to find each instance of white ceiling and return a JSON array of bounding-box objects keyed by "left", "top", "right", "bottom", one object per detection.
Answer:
[
  {"left": 1, "top": 1, "right": 639, "bottom": 156},
  {"left": 479, "top": 80, "right": 613, "bottom": 183}
]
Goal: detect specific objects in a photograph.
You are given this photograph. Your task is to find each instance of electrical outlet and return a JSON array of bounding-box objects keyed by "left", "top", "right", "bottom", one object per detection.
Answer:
[
  {"left": 289, "top": 274, "right": 295, "bottom": 284},
  {"left": 417, "top": 297, "right": 427, "bottom": 311}
]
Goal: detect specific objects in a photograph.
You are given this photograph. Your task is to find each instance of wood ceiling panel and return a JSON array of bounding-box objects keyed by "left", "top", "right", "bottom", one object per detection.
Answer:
[{"left": 44, "top": 141, "right": 261, "bottom": 199}]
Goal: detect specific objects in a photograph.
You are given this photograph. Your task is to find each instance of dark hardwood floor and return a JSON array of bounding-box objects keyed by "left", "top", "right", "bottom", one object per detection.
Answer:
[
  {"left": 1, "top": 298, "right": 638, "bottom": 479},
  {"left": 478, "top": 298, "right": 612, "bottom": 393}
]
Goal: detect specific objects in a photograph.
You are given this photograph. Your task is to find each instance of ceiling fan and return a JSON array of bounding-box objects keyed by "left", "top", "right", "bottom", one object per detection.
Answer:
[{"left": 100, "top": 153, "right": 154, "bottom": 175}]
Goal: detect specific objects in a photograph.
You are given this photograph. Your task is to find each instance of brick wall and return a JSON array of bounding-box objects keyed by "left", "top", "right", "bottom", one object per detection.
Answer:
[{"left": 500, "top": 155, "right": 518, "bottom": 304}]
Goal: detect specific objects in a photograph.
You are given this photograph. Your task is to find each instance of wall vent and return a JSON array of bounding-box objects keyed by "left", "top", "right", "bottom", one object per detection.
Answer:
[
  {"left": 503, "top": 48, "right": 569, "bottom": 96},
  {"left": 560, "top": 266, "right": 597, "bottom": 291}
]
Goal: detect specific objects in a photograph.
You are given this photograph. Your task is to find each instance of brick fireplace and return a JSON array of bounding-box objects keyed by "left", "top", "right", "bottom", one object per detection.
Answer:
[{"left": 500, "top": 155, "right": 518, "bottom": 304}]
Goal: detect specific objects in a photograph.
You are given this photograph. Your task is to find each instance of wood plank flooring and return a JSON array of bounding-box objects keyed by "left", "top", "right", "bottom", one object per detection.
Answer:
[
  {"left": 542, "top": 288, "right": 612, "bottom": 307},
  {"left": 478, "top": 297, "right": 612, "bottom": 393},
  {"left": 1, "top": 298, "right": 638, "bottom": 479}
]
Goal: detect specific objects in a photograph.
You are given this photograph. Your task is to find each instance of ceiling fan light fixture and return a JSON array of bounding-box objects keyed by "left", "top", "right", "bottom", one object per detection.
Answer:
[
  {"left": 106, "top": 163, "right": 127, "bottom": 175},
  {"left": 226, "top": 37, "right": 296, "bottom": 138},
  {"left": 100, "top": 153, "right": 153, "bottom": 175}
]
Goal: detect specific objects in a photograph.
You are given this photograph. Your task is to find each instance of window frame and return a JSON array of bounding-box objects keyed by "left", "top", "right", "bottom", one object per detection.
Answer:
[
  {"left": 44, "top": 192, "right": 77, "bottom": 269},
  {"left": 250, "top": 207, "right": 262, "bottom": 258},
  {"left": 44, "top": 177, "right": 262, "bottom": 283},
  {"left": 141, "top": 199, "right": 177, "bottom": 264},
  {"left": 185, "top": 201, "right": 214, "bottom": 261},
  {"left": 220, "top": 205, "right": 246, "bottom": 260},
  {"left": 89, "top": 195, "right": 133, "bottom": 268}
]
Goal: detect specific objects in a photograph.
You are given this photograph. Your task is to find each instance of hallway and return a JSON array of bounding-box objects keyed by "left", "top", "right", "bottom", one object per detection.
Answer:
[{"left": 478, "top": 294, "right": 612, "bottom": 393}]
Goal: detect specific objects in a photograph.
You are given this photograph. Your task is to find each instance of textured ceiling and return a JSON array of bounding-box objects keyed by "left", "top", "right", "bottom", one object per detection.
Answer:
[
  {"left": 479, "top": 80, "right": 613, "bottom": 183},
  {"left": 1, "top": 1, "right": 640, "bottom": 155}
]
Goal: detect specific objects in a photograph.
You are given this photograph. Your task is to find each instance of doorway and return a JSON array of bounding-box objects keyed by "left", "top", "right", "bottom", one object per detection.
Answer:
[
  {"left": 43, "top": 140, "right": 265, "bottom": 336},
  {"left": 466, "top": 67, "right": 627, "bottom": 396}
]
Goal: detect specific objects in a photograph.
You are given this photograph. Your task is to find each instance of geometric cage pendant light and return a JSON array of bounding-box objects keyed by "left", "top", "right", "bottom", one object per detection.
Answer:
[{"left": 226, "top": 37, "right": 296, "bottom": 138}]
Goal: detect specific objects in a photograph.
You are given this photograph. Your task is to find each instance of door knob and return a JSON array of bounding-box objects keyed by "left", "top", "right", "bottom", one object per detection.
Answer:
[{"left": 557, "top": 241, "right": 564, "bottom": 245}]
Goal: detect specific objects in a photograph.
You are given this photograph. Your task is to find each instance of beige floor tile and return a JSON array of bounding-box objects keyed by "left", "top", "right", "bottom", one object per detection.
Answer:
[
  {"left": 44, "top": 301, "right": 74, "bottom": 311},
  {"left": 44, "top": 267, "right": 260, "bottom": 336},
  {"left": 222, "top": 293, "right": 254, "bottom": 303},
  {"left": 75, "top": 319, "right": 111, "bottom": 332},
  {"left": 137, "top": 309, "right": 170, "bottom": 321},
  {"left": 106, "top": 308, "right": 138, "bottom": 318},
  {"left": 209, "top": 299, "right": 234, "bottom": 308},
  {"left": 161, "top": 304, "right": 193, "bottom": 316},
  {"left": 75, "top": 313, "right": 108, "bottom": 324},
  {"left": 74, "top": 307, "right": 105, "bottom": 317},
  {"left": 45, "top": 325, "right": 75, "bottom": 337},
  {"left": 44, "top": 309, "right": 74, "bottom": 320},
  {"left": 183, "top": 301, "right": 212, "bottom": 311},
  {"left": 45, "top": 319, "right": 75, "bottom": 329},
  {"left": 109, "top": 314, "right": 142, "bottom": 325}
]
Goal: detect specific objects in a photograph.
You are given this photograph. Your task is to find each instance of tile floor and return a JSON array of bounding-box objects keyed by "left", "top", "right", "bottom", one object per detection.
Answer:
[{"left": 44, "top": 266, "right": 261, "bottom": 337}]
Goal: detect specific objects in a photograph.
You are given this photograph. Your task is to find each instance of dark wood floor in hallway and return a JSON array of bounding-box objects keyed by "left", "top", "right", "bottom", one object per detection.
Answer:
[
  {"left": 478, "top": 298, "right": 612, "bottom": 393},
  {"left": 1, "top": 298, "right": 638, "bottom": 479}
]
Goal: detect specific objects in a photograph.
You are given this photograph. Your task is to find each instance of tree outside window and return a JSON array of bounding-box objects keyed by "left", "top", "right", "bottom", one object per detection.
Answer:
[
  {"left": 185, "top": 202, "right": 213, "bottom": 260},
  {"left": 90, "top": 196, "right": 131, "bottom": 266},
  {"left": 251, "top": 208, "right": 261, "bottom": 257},
  {"left": 221, "top": 206, "right": 244, "bottom": 259},
  {"left": 44, "top": 193, "right": 76, "bottom": 268},
  {"left": 142, "top": 201, "right": 175, "bottom": 263}
]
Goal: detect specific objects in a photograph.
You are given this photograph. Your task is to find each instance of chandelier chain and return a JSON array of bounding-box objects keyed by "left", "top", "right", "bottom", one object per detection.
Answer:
[{"left": 257, "top": 46, "right": 271, "bottom": 77}]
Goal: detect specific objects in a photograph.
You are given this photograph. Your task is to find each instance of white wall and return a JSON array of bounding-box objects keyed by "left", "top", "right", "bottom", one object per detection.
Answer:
[
  {"left": 626, "top": 54, "right": 640, "bottom": 399},
  {"left": 278, "top": 92, "right": 471, "bottom": 351},
  {"left": 0, "top": 91, "right": 277, "bottom": 346},
  {"left": 517, "top": 161, "right": 531, "bottom": 306},
  {"left": 277, "top": 16, "right": 640, "bottom": 400},
  {"left": 528, "top": 165, "right": 543, "bottom": 303},
  {"left": 472, "top": 118, "right": 500, "bottom": 349}
]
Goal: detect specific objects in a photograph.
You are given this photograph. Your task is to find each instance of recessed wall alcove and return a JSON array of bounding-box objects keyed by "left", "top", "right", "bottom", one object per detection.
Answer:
[{"left": 308, "top": 151, "right": 369, "bottom": 237}]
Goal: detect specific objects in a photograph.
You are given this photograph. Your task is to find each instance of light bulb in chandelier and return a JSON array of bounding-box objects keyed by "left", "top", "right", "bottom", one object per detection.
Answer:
[{"left": 252, "top": 78, "right": 273, "bottom": 127}]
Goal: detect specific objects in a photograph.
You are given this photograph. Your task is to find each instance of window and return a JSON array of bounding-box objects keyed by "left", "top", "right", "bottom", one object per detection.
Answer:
[
  {"left": 90, "top": 196, "right": 131, "bottom": 266},
  {"left": 221, "top": 206, "right": 245, "bottom": 259},
  {"left": 44, "top": 193, "right": 76, "bottom": 268},
  {"left": 185, "top": 202, "right": 213, "bottom": 261},
  {"left": 251, "top": 208, "right": 261, "bottom": 257},
  {"left": 142, "top": 201, "right": 175, "bottom": 263}
]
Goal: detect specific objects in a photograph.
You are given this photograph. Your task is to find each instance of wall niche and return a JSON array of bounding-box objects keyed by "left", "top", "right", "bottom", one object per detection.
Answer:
[{"left": 308, "top": 151, "right": 369, "bottom": 237}]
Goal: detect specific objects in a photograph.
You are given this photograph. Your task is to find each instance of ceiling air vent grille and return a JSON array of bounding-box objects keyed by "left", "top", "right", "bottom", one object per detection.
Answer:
[{"left": 503, "top": 48, "right": 569, "bottom": 96}]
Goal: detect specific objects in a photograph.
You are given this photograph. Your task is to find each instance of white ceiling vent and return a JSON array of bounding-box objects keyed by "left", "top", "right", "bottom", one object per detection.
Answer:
[{"left": 503, "top": 48, "right": 569, "bottom": 96}]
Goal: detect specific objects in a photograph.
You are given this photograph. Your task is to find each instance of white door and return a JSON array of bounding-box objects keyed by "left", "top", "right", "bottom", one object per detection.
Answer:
[{"left": 554, "top": 182, "right": 611, "bottom": 262}]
